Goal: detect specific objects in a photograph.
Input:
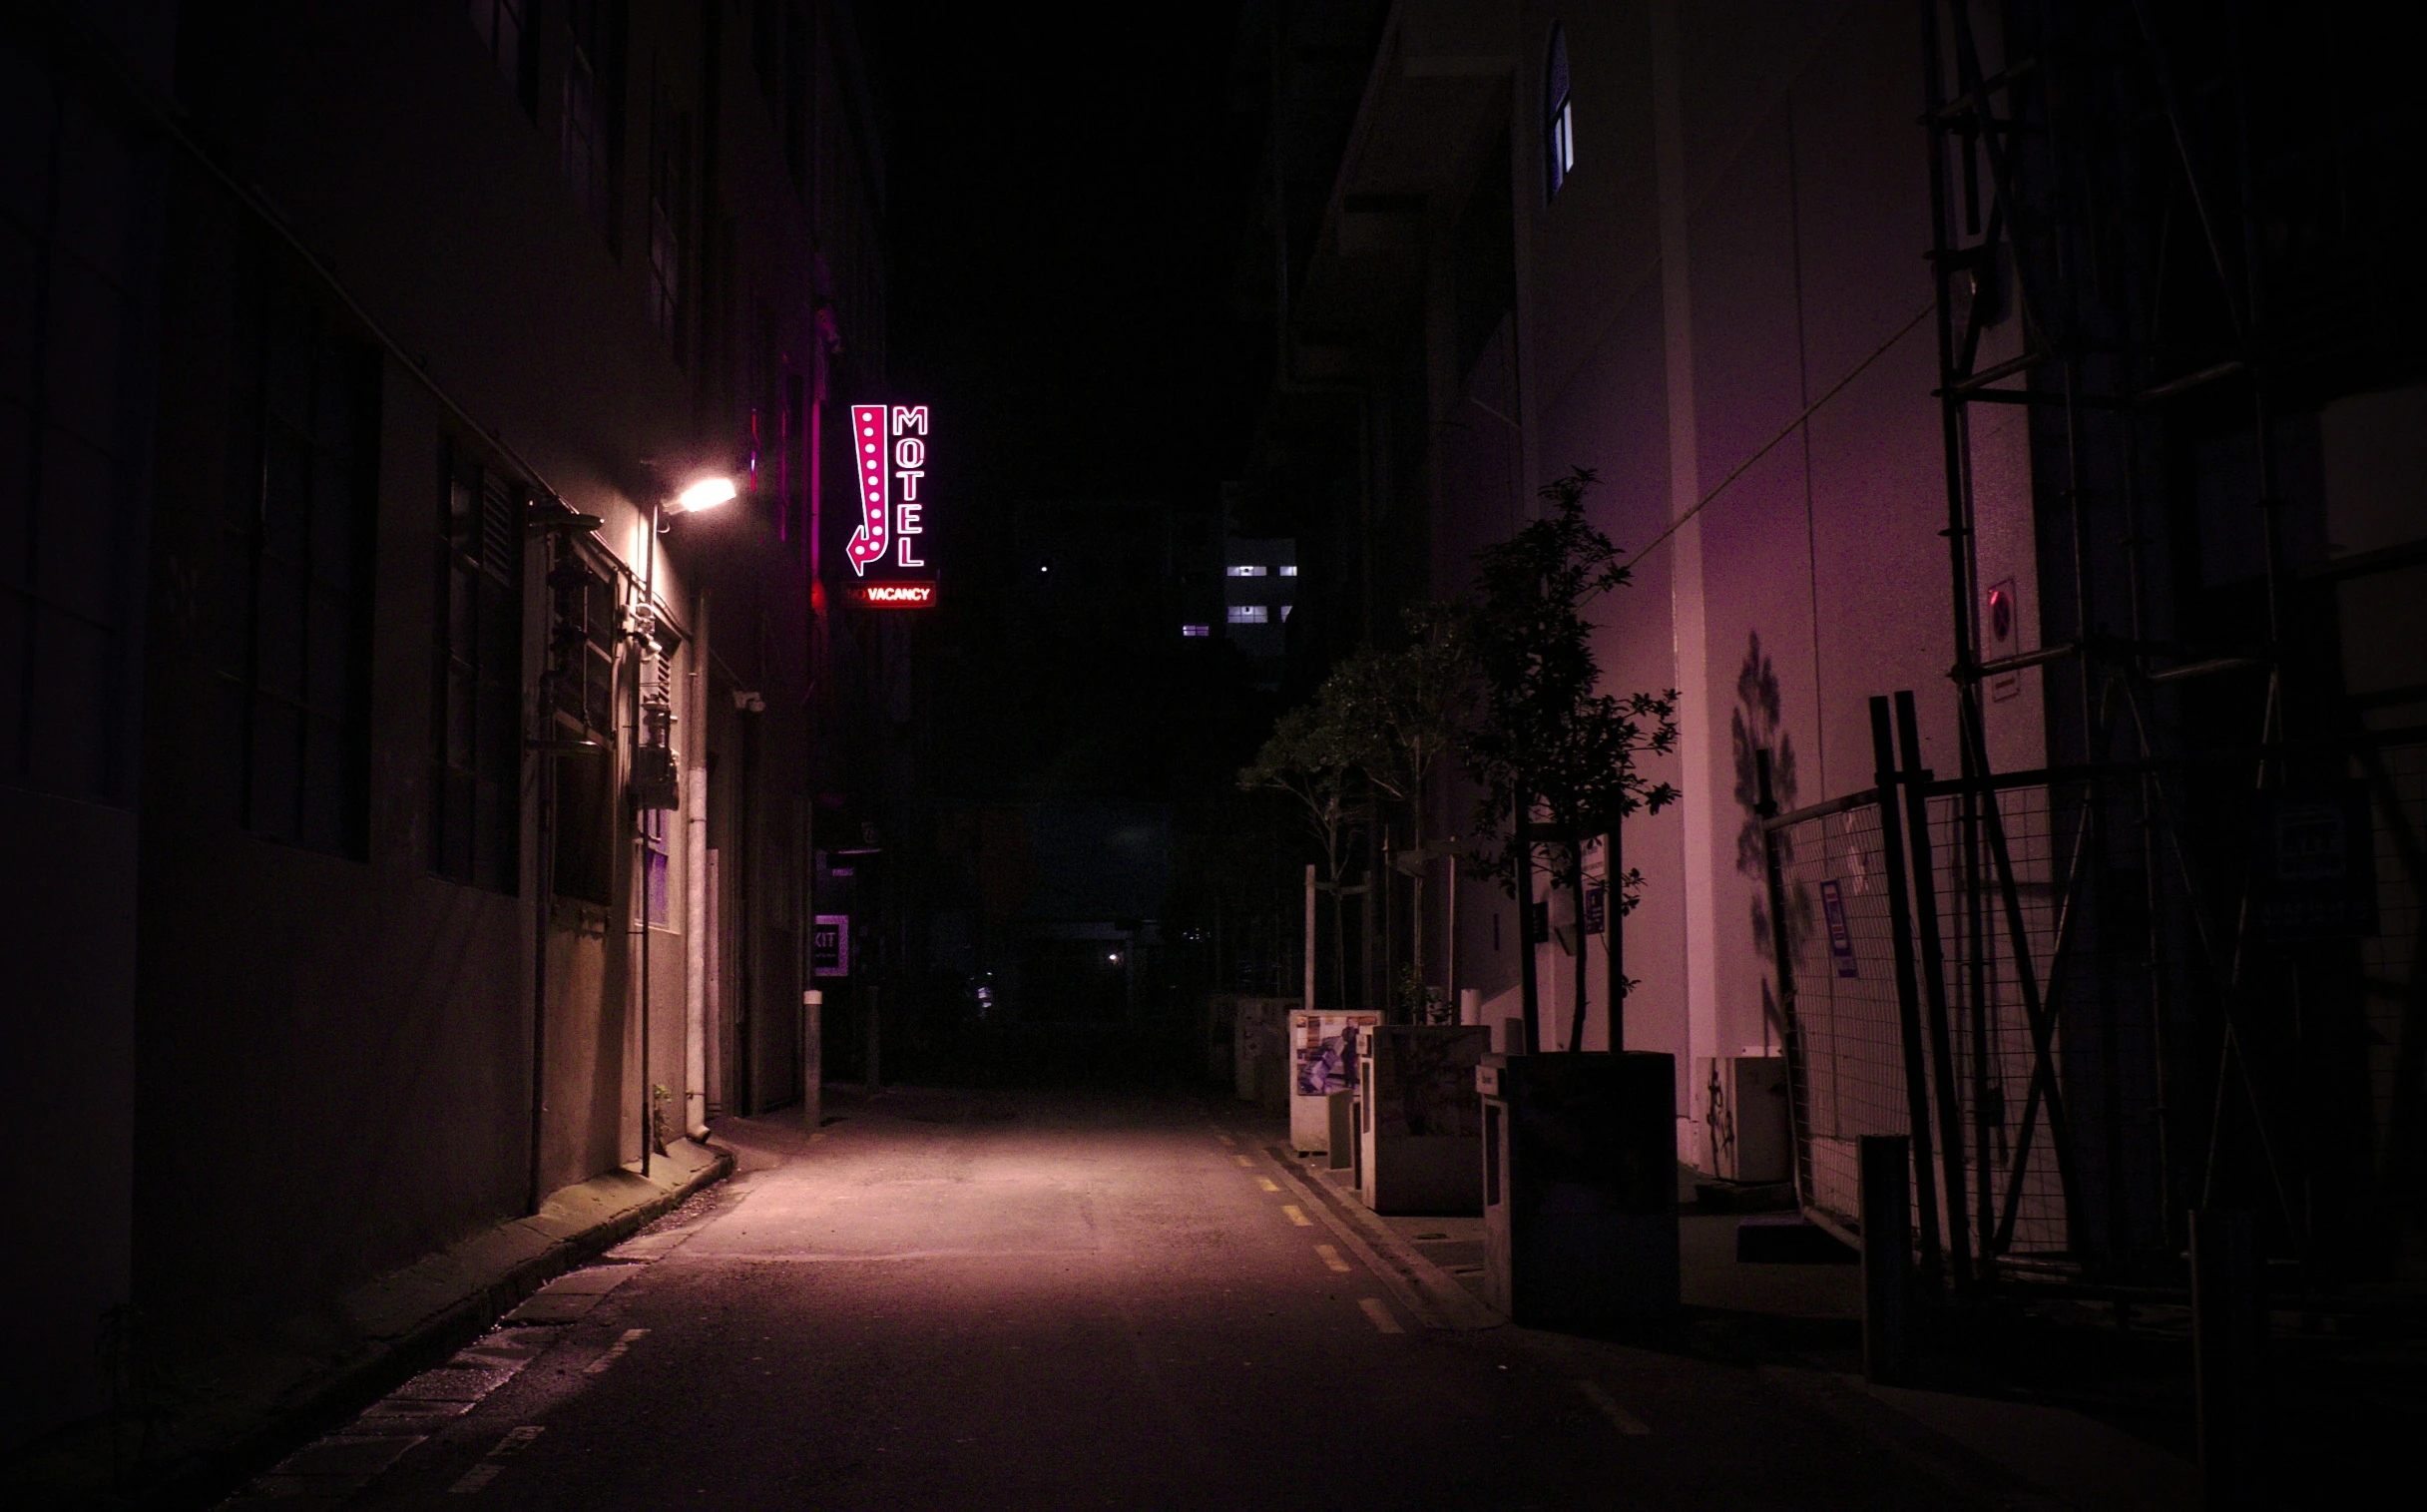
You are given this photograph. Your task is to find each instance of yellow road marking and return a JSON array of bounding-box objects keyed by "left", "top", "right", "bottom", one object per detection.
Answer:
[
  {"left": 1234, "top": 1154, "right": 1253, "bottom": 1168},
  {"left": 1577, "top": 1380, "right": 1652, "bottom": 1435},
  {"left": 1255, "top": 1177, "right": 1280, "bottom": 1193},
  {"left": 1357, "top": 1298, "right": 1404, "bottom": 1333},
  {"left": 1280, "top": 1204, "right": 1311, "bottom": 1226},
  {"left": 1314, "top": 1244, "right": 1352, "bottom": 1272},
  {"left": 1215, "top": 1132, "right": 1236, "bottom": 1146}
]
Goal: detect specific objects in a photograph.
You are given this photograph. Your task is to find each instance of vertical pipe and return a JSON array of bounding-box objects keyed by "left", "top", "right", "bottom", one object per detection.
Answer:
[
  {"left": 1871, "top": 696, "right": 1945, "bottom": 1288},
  {"left": 637, "top": 501, "right": 659, "bottom": 1176},
  {"left": 1896, "top": 691, "right": 1973, "bottom": 1285}
]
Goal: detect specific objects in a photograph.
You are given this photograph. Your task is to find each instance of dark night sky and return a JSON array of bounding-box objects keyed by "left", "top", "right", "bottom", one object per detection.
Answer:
[{"left": 869, "top": 2, "right": 1262, "bottom": 511}]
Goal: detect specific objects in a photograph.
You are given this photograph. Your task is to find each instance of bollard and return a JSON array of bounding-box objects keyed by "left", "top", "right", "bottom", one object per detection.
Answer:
[
  {"left": 801, "top": 990, "right": 822, "bottom": 1133},
  {"left": 2191, "top": 1209, "right": 2265, "bottom": 1510},
  {"left": 864, "top": 986, "right": 881, "bottom": 1093},
  {"left": 1859, "top": 1134, "right": 1912, "bottom": 1383}
]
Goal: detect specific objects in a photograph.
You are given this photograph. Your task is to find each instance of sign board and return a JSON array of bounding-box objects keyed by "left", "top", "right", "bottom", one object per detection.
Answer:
[
  {"left": 2254, "top": 784, "right": 2378, "bottom": 941},
  {"left": 812, "top": 913, "right": 851, "bottom": 978},
  {"left": 844, "top": 403, "right": 937, "bottom": 607},
  {"left": 1819, "top": 879, "right": 1858, "bottom": 978},
  {"left": 1290, "top": 1009, "right": 1380, "bottom": 1153}
]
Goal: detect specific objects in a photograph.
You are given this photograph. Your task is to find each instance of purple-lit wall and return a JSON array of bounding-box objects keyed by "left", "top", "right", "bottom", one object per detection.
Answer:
[{"left": 1431, "top": 1, "right": 2046, "bottom": 1165}]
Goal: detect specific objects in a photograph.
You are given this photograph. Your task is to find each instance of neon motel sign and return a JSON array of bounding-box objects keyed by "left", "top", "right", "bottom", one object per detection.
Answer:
[{"left": 845, "top": 404, "right": 937, "bottom": 608}]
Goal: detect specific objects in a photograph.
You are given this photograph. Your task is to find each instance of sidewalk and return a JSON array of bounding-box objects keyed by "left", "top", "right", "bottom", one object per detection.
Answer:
[
  {"left": 6, "top": 1140, "right": 729, "bottom": 1510},
  {"left": 1228, "top": 1103, "right": 2201, "bottom": 1512}
]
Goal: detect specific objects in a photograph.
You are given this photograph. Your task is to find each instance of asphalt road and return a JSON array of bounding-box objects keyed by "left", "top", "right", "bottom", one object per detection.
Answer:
[{"left": 227, "top": 1087, "right": 1991, "bottom": 1510}]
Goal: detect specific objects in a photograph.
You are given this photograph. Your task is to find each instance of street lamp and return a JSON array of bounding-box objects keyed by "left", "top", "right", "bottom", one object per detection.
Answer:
[{"left": 634, "top": 473, "right": 733, "bottom": 1176}]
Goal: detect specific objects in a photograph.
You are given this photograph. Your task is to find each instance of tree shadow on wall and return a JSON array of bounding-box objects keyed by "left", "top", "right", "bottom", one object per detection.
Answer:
[{"left": 1730, "top": 632, "right": 1811, "bottom": 1045}]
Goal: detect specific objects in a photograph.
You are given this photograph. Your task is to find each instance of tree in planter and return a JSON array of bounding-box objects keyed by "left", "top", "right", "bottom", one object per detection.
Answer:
[
  {"left": 1327, "top": 602, "right": 1477, "bottom": 1022},
  {"left": 1239, "top": 700, "right": 1363, "bottom": 1011},
  {"left": 1462, "top": 467, "right": 1679, "bottom": 1053}
]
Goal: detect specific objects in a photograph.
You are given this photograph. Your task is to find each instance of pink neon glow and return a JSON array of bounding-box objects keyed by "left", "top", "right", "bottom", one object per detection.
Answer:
[
  {"left": 845, "top": 403, "right": 888, "bottom": 575},
  {"left": 848, "top": 583, "right": 935, "bottom": 607}
]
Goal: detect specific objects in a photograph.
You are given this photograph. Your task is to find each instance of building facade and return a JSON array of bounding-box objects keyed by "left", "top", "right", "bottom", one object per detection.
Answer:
[
  {"left": 1246, "top": 0, "right": 2426, "bottom": 1282},
  {"left": 4, "top": 0, "right": 889, "bottom": 1453}
]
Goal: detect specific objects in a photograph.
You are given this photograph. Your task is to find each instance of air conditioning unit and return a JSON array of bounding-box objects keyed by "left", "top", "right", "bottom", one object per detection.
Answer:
[{"left": 1700, "top": 1054, "right": 1790, "bottom": 1184}]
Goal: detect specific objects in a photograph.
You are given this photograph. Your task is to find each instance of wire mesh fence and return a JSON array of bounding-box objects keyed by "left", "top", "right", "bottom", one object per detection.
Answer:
[{"left": 1768, "top": 723, "right": 2427, "bottom": 1277}]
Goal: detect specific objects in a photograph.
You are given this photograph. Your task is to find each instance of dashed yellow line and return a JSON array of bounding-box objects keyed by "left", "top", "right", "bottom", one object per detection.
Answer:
[
  {"left": 1234, "top": 1154, "right": 1253, "bottom": 1168},
  {"left": 1314, "top": 1244, "right": 1352, "bottom": 1272},
  {"left": 1255, "top": 1177, "right": 1280, "bottom": 1193},
  {"left": 1280, "top": 1204, "right": 1311, "bottom": 1227},
  {"left": 1358, "top": 1298, "right": 1404, "bottom": 1333},
  {"left": 1215, "top": 1132, "right": 1236, "bottom": 1146},
  {"left": 1578, "top": 1379, "right": 1652, "bottom": 1435}
]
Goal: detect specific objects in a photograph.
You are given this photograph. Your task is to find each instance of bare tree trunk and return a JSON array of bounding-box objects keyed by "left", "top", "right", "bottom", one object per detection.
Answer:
[{"left": 1565, "top": 841, "right": 1590, "bottom": 1053}]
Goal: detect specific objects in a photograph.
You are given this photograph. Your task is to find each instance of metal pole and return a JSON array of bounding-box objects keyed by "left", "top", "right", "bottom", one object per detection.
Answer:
[
  {"left": 1302, "top": 862, "right": 1316, "bottom": 1011},
  {"left": 1870, "top": 697, "right": 1944, "bottom": 1288},
  {"left": 2190, "top": 1208, "right": 2265, "bottom": 1509},
  {"left": 1895, "top": 691, "right": 1973, "bottom": 1286},
  {"left": 637, "top": 498, "right": 659, "bottom": 1176},
  {"left": 1860, "top": 1133, "right": 1914, "bottom": 1383}
]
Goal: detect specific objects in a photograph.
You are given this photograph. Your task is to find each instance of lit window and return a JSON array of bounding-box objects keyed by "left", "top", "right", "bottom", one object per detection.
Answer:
[
  {"left": 1227, "top": 605, "right": 1268, "bottom": 625},
  {"left": 1278, "top": 564, "right": 1298, "bottom": 577},
  {"left": 1545, "top": 24, "right": 1575, "bottom": 201},
  {"left": 1181, "top": 624, "right": 1211, "bottom": 638},
  {"left": 1281, "top": 605, "right": 1293, "bottom": 621},
  {"left": 1225, "top": 564, "right": 1266, "bottom": 577}
]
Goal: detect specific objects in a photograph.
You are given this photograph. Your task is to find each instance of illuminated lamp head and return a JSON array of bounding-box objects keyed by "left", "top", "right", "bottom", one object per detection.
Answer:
[{"left": 674, "top": 475, "right": 738, "bottom": 514}]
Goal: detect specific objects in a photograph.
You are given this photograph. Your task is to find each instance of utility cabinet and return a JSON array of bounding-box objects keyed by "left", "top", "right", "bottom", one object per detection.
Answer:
[{"left": 1479, "top": 1050, "right": 1679, "bottom": 1331}]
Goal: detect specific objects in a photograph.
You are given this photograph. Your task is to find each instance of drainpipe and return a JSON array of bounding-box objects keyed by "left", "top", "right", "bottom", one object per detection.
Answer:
[{"left": 685, "top": 594, "right": 712, "bottom": 1140}]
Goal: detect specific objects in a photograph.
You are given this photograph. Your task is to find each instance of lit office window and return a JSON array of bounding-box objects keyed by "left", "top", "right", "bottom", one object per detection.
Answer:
[
  {"left": 1227, "top": 605, "right": 1268, "bottom": 625},
  {"left": 1181, "top": 624, "right": 1211, "bottom": 638},
  {"left": 1545, "top": 24, "right": 1575, "bottom": 200},
  {"left": 1225, "top": 564, "right": 1266, "bottom": 577},
  {"left": 1278, "top": 564, "right": 1298, "bottom": 577}
]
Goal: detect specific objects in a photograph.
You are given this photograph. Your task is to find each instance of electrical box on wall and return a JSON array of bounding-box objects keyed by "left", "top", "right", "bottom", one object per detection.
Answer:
[{"left": 628, "top": 746, "right": 680, "bottom": 810}]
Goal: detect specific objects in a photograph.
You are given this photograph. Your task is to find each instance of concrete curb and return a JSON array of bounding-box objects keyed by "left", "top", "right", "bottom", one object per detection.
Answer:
[
  {"left": 1255, "top": 1140, "right": 1505, "bottom": 1332},
  {"left": 141, "top": 1141, "right": 732, "bottom": 1510}
]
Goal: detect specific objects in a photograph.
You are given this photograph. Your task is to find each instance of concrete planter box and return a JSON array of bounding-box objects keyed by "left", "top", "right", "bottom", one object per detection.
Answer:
[
  {"left": 1479, "top": 1050, "right": 1679, "bottom": 1331},
  {"left": 1356, "top": 1025, "right": 1491, "bottom": 1214}
]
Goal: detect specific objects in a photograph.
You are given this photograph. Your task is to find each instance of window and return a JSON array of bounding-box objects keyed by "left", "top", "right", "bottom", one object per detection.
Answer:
[
  {"left": 642, "top": 807, "right": 672, "bottom": 926},
  {"left": 432, "top": 443, "right": 523, "bottom": 892},
  {"left": 1224, "top": 564, "right": 1266, "bottom": 578},
  {"left": 1226, "top": 605, "right": 1268, "bottom": 625},
  {"left": 468, "top": 1, "right": 535, "bottom": 113},
  {"left": 1278, "top": 564, "right": 1298, "bottom": 577},
  {"left": 1180, "top": 624, "right": 1211, "bottom": 638},
  {"left": 647, "top": 87, "right": 688, "bottom": 347},
  {"left": 562, "top": 0, "right": 625, "bottom": 247},
  {"left": 220, "top": 248, "right": 379, "bottom": 857},
  {"left": 546, "top": 551, "right": 620, "bottom": 905},
  {"left": 1545, "top": 24, "right": 1575, "bottom": 201}
]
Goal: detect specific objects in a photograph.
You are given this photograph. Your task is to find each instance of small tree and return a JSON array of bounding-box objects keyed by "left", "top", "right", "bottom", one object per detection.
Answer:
[
  {"left": 1462, "top": 468, "right": 1679, "bottom": 1052},
  {"left": 1327, "top": 603, "right": 1476, "bottom": 1018},
  {"left": 1239, "top": 701, "right": 1362, "bottom": 1011}
]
